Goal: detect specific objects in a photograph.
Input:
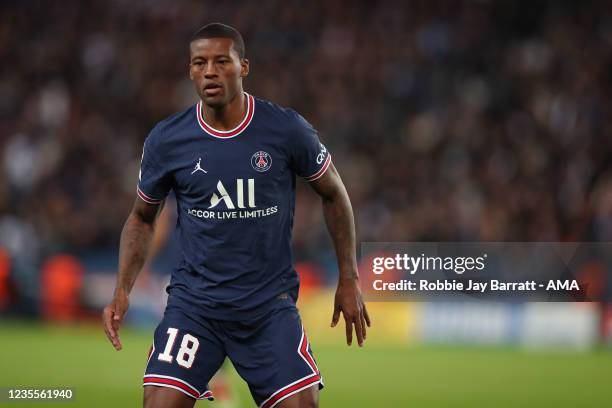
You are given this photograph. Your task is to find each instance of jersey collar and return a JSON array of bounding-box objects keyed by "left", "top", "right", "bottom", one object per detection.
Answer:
[{"left": 196, "top": 92, "right": 255, "bottom": 139}]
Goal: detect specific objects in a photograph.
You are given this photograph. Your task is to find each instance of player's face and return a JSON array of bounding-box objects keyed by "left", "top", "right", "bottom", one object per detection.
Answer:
[{"left": 189, "top": 38, "right": 249, "bottom": 108}]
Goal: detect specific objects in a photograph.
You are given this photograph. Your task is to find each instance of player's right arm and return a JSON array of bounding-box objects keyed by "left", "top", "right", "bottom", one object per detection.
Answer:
[
  {"left": 103, "top": 126, "right": 171, "bottom": 350},
  {"left": 102, "top": 197, "right": 163, "bottom": 351}
]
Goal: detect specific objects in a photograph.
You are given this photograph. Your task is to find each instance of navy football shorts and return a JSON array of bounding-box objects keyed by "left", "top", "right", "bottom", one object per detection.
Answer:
[{"left": 143, "top": 298, "right": 323, "bottom": 407}]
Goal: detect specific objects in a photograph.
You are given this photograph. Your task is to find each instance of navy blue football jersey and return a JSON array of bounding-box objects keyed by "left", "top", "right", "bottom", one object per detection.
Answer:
[{"left": 137, "top": 93, "right": 331, "bottom": 320}]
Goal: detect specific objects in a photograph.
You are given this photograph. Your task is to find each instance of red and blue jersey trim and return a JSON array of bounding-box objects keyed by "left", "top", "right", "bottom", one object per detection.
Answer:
[
  {"left": 143, "top": 374, "right": 214, "bottom": 401},
  {"left": 196, "top": 93, "right": 255, "bottom": 139},
  {"left": 137, "top": 186, "right": 163, "bottom": 205},
  {"left": 303, "top": 153, "right": 332, "bottom": 182},
  {"left": 260, "top": 326, "right": 322, "bottom": 408}
]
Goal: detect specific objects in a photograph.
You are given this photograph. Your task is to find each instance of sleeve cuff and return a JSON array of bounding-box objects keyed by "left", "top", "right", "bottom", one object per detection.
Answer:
[
  {"left": 137, "top": 186, "right": 164, "bottom": 204},
  {"left": 302, "top": 154, "right": 332, "bottom": 182}
]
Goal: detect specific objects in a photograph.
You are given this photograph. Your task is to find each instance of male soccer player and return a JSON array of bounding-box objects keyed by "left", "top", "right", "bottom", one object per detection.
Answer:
[{"left": 102, "top": 23, "right": 370, "bottom": 408}]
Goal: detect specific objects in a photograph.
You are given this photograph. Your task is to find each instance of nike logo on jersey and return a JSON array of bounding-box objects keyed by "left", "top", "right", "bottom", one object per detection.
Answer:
[{"left": 191, "top": 157, "right": 208, "bottom": 174}]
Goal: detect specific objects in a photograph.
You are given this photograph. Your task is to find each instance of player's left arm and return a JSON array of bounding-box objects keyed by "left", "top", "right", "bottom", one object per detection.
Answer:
[{"left": 309, "top": 162, "right": 371, "bottom": 347}]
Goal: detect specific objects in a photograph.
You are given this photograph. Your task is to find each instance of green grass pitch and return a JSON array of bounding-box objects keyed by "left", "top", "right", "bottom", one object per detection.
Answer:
[{"left": 0, "top": 321, "right": 610, "bottom": 407}]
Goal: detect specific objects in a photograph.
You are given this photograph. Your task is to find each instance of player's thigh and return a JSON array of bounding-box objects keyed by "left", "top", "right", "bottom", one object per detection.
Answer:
[
  {"left": 226, "top": 304, "right": 323, "bottom": 407},
  {"left": 144, "top": 385, "right": 196, "bottom": 408},
  {"left": 276, "top": 382, "right": 319, "bottom": 408},
  {"left": 144, "top": 306, "right": 225, "bottom": 402}
]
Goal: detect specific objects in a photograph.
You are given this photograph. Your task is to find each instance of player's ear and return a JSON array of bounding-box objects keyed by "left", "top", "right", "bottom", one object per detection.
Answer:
[
  {"left": 188, "top": 63, "right": 194, "bottom": 80},
  {"left": 240, "top": 58, "right": 249, "bottom": 78}
]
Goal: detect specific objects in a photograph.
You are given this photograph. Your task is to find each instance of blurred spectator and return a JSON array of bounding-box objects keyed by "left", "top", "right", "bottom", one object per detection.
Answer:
[{"left": 40, "top": 255, "right": 84, "bottom": 322}]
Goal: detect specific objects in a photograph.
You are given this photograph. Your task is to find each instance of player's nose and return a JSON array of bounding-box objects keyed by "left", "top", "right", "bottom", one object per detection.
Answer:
[{"left": 204, "top": 64, "right": 218, "bottom": 78}]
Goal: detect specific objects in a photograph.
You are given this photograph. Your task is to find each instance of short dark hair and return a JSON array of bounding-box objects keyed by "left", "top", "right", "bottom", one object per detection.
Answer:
[{"left": 190, "top": 23, "right": 245, "bottom": 59}]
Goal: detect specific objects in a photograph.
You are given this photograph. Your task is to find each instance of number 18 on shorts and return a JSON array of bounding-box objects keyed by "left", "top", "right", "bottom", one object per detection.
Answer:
[{"left": 143, "top": 304, "right": 323, "bottom": 407}]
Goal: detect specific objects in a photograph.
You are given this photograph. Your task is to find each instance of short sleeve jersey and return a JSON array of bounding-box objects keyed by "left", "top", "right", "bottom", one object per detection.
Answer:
[{"left": 138, "top": 93, "right": 331, "bottom": 320}]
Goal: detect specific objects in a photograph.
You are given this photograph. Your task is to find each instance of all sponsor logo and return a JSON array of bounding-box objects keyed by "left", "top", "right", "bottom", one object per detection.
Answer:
[
  {"left": 187, "top": 178, "right": 278, "bottom": 220},
  {"left": 209, "top": 179, "right": 255, "bottom": 209}
]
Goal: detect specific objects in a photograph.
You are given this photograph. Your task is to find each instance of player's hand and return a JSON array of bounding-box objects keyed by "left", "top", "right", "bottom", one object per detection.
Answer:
[
  {"left": 102, "top": 289, "right": 129, "bottom": 351},
  {"left": 331, "top": 277, "right": 371, "bottom": 347}
]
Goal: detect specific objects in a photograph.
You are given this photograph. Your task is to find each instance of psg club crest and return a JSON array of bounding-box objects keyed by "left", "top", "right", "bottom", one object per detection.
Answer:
[{"left": 251, "top": 151, "right": 272, "bottom": 172}]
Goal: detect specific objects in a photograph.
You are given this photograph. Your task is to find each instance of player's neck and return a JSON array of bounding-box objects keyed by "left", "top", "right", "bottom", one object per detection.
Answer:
[{"left": 201, "top": 92, "right": 247, "bottom": 131}]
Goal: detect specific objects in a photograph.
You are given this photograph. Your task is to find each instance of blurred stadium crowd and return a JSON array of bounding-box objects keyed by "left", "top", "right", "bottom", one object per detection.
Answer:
[{"left": 1, "top": 1, "right": 612, "bottom": 312}]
